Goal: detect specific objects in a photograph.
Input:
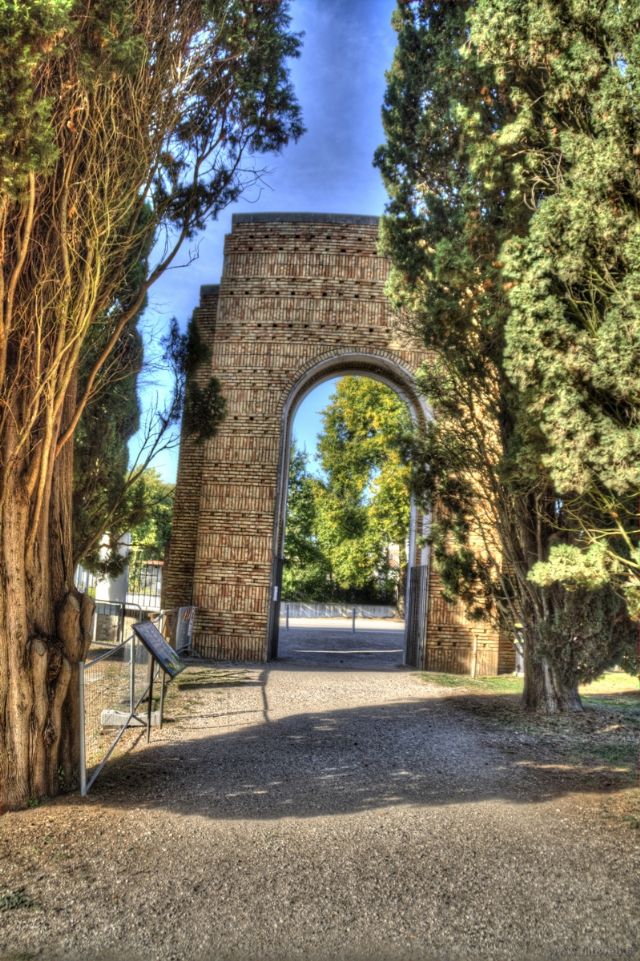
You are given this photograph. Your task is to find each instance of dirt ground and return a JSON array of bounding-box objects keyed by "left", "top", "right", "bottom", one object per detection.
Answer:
[{"left": 1, "top": 626, "right": 639, "bottom": 961}]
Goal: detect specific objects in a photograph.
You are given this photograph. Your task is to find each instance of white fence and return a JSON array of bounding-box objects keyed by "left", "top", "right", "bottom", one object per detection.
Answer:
[
  {"left": 281, "top": 602, "right": 398, "bottom": 619},
  {"left": 74, "top": 560, "right": 163, "bottom": 612}
]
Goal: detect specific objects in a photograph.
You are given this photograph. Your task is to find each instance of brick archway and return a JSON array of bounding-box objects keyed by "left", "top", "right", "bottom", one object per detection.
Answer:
[
  {"left": 267, "top": 349, "right": 430, "bottom": 663},
  {"left": 163, "top": 213, "right": 514, "bottom": 674}
]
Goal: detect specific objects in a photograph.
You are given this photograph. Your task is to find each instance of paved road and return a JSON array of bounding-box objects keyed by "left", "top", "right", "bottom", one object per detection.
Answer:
[
  {"left": 277, "top": 623, "right": 406, "bottom": 667},
  {"left": 1, "top": 632, "right": 639, "bottom": 961}
]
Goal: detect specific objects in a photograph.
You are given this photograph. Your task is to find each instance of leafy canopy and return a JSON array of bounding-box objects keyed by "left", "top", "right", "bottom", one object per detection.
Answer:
[
  {"left": 469, "top": 0, "right": 640, "bottom": 615},
  {"left": 375, "top": 0, "right": 638, "bottom": 710},
  {"left": 283, "top": 377, "right": 412, "bottom": 605}
]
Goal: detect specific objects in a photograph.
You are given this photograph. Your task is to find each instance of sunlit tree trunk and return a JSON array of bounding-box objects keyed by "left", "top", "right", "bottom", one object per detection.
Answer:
[
  {"left": 522, "top": 642, "right": 581, "bottom": 715},
  {"left": 0, "top": 0, "right": 301, "bottom": 809},
  {"left": 0, "top": 386, "right": 94, "bottom": 807}
]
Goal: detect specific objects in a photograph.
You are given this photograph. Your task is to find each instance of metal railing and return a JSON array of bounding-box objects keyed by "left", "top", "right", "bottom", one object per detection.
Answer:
[
  {"left": 74, "top": 557, "right": 164, "bottom": 612},
  {"left": 280, "top": 601, "right": 398, "bottom": 619},
  {"left": 90, "top": 599, "right": 145, "bottom": 648},
  {"left": 79, "top": 610, "right": 171, "bottom": 796},
  {"left": 125, "top": 558, "right": 163, "bottom": 610}
]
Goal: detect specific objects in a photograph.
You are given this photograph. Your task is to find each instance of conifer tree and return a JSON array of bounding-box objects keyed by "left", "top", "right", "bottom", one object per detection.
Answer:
[
  {"left": 376, "top": 0, "right": 635, "bottom": 712},
  {"left": 0, "top": 0, "right": 302, "bottom": 807},
  {"left": 469, "top": 0, "right": 640, "bottom": 617}
]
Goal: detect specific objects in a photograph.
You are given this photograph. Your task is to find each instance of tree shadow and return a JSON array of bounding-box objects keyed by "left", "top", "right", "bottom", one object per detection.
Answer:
[{"left": 85, "top": 690, "right": 637, "bottom": 821}]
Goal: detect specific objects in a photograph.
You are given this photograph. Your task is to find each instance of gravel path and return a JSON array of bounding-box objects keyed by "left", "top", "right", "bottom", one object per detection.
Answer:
[{"left": 1, "top": 628, "right": 639, "bottom": 961}]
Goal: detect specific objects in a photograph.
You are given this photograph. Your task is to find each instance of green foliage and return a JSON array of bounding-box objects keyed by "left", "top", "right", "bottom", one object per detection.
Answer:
[
  {"left": 315, "top": 377, "right": 412, "bottom": 602},
  {"left": 184, "top": 379, "right": 226, "bottom": 444},
  {"left": 0, "top": 0, "right": 304, "bottom": 806},
  {"left": 534, "top": 585, "right": 636, "bottom": 687},
  {"left": 72, "top": 211, "right": 153, "bottom": 571},
  {"left": 282, "top": 378, "right": 412, "bottom": 605},
  {"left": 467, "top": 0, "right": 640, "bottom": 614},
  {"left": 0, "top": 0, "right": 71, "bottom": 191},
  {"left": 128, "top": 469, "right": 174, "bottom": 560},
  {"left": 376, "top": 0, "right": 531, "bottom": 623},
  {"left": 163, "top": 315, "right": 227, "bottom": 445},
  {"left": 282, "top": 445, "right": 332, "bottom": 600},
  {"left": 376, "top": 0, "right": 638, "bottom": 705},
  {"left": 376, "top": 0, "right": 522, "bottom": 620},
  {"left": 73, "top": 318, "right": 143, "bottom": 572}
]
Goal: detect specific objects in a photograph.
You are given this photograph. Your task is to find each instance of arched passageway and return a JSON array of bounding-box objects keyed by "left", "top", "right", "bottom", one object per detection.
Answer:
[{"left": 268, "top": 357, "right": 429, "bottom": 667}]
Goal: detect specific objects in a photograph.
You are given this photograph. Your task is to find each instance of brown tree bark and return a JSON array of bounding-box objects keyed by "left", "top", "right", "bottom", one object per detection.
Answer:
[
  {"left": 521, "top": 633, "right": 582, "bottom": 714},
  {"left": 0, "top": 393, "right": 94, "bottom": 809}
]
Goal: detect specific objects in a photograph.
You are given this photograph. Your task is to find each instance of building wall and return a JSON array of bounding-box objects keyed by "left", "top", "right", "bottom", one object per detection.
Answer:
[{"left": 163, "top": 213, "right": 514, "bottom": 674}]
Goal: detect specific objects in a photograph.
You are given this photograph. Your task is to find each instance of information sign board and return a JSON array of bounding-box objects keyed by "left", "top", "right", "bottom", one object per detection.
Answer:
[{"left": 132, "top": 621, "right": 186, "bottom": 678}]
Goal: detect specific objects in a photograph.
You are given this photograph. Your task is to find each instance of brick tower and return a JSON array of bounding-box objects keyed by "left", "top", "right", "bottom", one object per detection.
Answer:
[{"left": 163, "top": 213, "right": 514, "bottom": 674}]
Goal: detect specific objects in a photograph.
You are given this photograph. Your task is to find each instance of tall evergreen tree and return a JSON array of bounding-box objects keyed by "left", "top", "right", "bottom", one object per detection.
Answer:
[
  {"left": 375, "top": 1, "right": 635, "bottom": 711},
  {"left": 468, "top": 0, "right": 640, "bottom": 618},
  {"left": 0, "top": 0, "right": 302, "bottom": 808}
]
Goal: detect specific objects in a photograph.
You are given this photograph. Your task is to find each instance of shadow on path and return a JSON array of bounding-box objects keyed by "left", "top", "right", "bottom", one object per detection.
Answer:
[{"left": 89, "top": 688, "right": 634, "bottom": 821}]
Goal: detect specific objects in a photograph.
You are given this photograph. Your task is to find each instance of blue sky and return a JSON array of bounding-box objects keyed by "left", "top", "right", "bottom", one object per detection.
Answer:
[{"left": 138, "top": 0, "right": 398, "bottom": 482}]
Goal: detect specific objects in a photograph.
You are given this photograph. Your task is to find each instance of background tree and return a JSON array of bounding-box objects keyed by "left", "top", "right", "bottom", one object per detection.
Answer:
[
  {"left": 0, "top": 0, "right": 302, "bottom": 808},
  {"left": 315, "top": 377, "right": 412, "bottom": 605},
  {"left": 282, "top": 378, "right": 411, "bottom": 606},
  {"left": 282, "top": 445, "right": 332, "bottom": 601},
  {"left": 128, "top": 469, "right": 174, "bottom": 561},
  {"left": 375, "top": 0, "right": 635, "bottom": 712}
]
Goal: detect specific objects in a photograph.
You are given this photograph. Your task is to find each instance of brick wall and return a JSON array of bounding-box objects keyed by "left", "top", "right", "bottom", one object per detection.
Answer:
[{"left": 163, "top": 213, "right": 514, "bottom": 674}]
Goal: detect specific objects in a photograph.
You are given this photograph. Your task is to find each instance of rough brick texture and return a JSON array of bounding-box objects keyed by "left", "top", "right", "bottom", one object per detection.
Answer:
[{"left": 163, "top": 214, "right": 514, "bottom": 674}]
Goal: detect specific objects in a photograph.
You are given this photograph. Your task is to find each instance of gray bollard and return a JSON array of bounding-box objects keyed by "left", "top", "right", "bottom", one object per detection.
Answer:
[
  {"left": 352, "top": 607, "right": 356, "bottom": 633},
  {"left": 286, "top": 604, "right": 290, "bottom": 630}
]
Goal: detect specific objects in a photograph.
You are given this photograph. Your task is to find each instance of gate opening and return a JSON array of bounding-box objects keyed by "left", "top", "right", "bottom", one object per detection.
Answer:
[{"left": 268, "top": 367, "right": 428, "bottom": 668}]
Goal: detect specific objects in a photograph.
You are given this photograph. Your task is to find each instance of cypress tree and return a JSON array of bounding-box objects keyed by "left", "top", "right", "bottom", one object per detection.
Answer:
[
  {"left": 470, "top": 1, "right": 640, "bottom": 618},
  {"left": 0, "top": 0, "right": 302, "bottom": 807},
  {"left": 376, "top": 0, "right": 635, "bottom": 711}
]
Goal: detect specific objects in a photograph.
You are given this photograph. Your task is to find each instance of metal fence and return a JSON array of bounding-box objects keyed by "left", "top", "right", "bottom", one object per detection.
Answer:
[
  {"left": 126, "top": 558, "right": 163, "bottom": 609},
  {"left": 79, "top": 611, "right": 171, "bottom": 796},
  {"left": 281, "top": 602, "right": 398, "bottom": 619},
  {"left": 74, "top": 555, "right": 164, "bottom": 611},
  {"left": 90, "top": 599, "right": 146, "bottom": 648}
]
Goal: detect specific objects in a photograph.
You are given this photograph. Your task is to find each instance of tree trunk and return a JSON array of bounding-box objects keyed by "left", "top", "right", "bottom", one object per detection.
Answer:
[
  {"left": 522, "top": 634, "right": 582, "bottom": 714},
  {"left": 0, "top": 400, "right": 94, "bottom": 809}
]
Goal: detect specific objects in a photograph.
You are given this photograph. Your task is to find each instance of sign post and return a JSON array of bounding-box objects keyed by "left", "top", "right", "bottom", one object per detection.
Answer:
[{"left": 132, "top": 621, "right": 187, "bottom": 742}]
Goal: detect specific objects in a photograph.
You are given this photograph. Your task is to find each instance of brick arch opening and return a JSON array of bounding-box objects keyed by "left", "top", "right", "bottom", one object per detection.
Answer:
[{"left": 267, "top": 352, "right": 431, "bottom": 663}]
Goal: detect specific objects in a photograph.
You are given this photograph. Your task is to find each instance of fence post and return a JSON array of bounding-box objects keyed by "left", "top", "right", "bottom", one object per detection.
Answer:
[
  {"left": 79, "top": 663, "right": 87, "bottom": 797},
  {"left": 352, "top": 607, "right": 356, "bottom": 634},
  {"left": 130, "top": 634, "right": 136, "bottom": 716},
  {"left": 159, "top": 672, "right": 166, "bottom": 729}
]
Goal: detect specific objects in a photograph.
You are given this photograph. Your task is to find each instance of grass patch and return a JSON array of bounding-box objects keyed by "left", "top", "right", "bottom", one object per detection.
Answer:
[
  {"left": 421, "top": 670, "right": 640, "bottom": 788},
  {"left": 581, "top": 672, "right": 640, "bottom": 696},
  {"left": 0, "top": 888, "right": 35, "bottom": 912},
  {"left": 422, "top": 670, "right": 639, "bottom": 706},
  {"left": 174, "top": 667, "right": 248, "bottom": 691},
  {"left": 421, "top": 671, "right": 523, "bottom": 694}
]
